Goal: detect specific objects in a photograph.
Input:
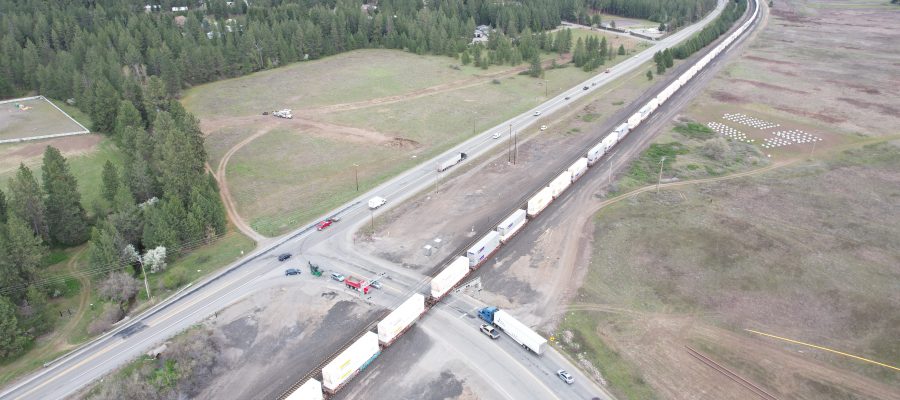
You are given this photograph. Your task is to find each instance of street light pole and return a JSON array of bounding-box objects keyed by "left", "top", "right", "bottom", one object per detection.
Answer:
[
  {"left": 353, "top": 163, "right": 359, "bottom": 191},
  {"left": 508, "top": 124, "right": 512, "bottom": 162},
  {"left": 656, "top": 156, "right": 666, "bottom": 194}
]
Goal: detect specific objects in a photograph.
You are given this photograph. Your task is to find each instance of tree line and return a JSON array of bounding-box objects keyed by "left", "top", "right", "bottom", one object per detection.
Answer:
[
  {"left": 584, "top": 0, "right": 718, "bottom": 30},
  {"left": 673, "top": 0, "right": 748, "bottom": 59}
]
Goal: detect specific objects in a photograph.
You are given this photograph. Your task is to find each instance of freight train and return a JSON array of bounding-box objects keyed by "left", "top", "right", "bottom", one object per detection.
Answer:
[{"left": 282, "top": 0, "right": 760, "bottom": 396}]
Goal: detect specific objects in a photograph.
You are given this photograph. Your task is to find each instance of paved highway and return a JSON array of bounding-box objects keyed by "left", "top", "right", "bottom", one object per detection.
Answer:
[{"left": 0, "top": 0, "right": 759, "bottom": 398}]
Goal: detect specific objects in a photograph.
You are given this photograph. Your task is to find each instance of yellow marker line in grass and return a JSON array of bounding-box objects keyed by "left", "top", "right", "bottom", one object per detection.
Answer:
[{"left": 745, "top": 329, "right": 900, "bottom": 372}]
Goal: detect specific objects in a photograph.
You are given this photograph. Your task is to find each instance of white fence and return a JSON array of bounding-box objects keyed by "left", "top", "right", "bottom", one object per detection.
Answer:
[{"left": 0, "top": 95, "right": 91, "bottom": 144}]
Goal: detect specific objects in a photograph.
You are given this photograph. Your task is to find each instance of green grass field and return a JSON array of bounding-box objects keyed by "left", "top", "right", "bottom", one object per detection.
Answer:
[
  {"left": 0, "top": 137, "right": 122, "bottom": 215},
  {"left": 191, "top": 44, "right": 646, "bottom": 236},
  {"left": 573, "top": 142, "right": 900, "bottom": 395}
]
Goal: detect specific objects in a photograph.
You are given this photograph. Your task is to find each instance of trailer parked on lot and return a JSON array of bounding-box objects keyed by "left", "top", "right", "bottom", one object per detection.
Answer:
[{"left": 478, "top": 307, "right": 547, "bottom": 355}]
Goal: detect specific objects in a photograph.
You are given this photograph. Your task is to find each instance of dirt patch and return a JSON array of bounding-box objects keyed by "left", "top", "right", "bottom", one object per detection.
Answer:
[
  {"left": 728, "top": 78, "right": 809, "bottom": 95},
  {"left": 743, "top": 55, "right": 799, "bottom": 66},
  {"left": 773, "top": 105, "right": 847, "bottom": 123},
  {"left": 711, "top": 91, "right": 742, "bottom": 103},
  {"left": 198, "top": 283, "right": 383, "bottom": 400},
  {"left": 385, "top": 137, "right": 422, "bottom": 150},
  {"left": 837, "top": 97, "right": 900, "bottom": 115}
]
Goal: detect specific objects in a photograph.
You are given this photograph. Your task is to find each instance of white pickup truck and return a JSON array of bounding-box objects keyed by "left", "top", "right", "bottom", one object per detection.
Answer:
[{"left": 368, "top": 196, "right": 387, "bottom": 209}]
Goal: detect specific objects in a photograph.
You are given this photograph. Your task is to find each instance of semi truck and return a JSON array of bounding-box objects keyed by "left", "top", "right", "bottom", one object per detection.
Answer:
[
  {"left": 478, "top": 306, "right": 547, "bottom": 355},
  {"left": 437, "top": 152, "right": 468, "bottom": 172}
]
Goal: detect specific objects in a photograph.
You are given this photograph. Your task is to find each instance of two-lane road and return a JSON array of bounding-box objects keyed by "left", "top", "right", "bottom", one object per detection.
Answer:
[{"left": 0, "top": 1, "right": 745, "bottom": 398}]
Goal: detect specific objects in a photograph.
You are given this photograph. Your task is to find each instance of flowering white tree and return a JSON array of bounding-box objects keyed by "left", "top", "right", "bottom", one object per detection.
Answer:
[{"left": 124, "top": 244, "right": 168, "bottom": 300}]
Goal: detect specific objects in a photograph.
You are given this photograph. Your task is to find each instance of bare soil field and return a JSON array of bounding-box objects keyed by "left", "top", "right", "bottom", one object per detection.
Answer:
[
  {"left": 0, "top": 97, "right": 86, "bottom": 141},
  {"left": 356, "top": 60, "right": 657, "bottom": 272}
]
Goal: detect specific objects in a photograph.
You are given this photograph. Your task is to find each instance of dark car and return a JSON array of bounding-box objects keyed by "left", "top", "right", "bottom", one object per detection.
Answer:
[
  {"left": 285, "top": 268, "right": 301, "bottom": 276},
  {"left": 277, "top": 253, "right": 291, "bottom": 262},
  {"left": 582, "top": 86, "right": 589, "bottom": 90}
]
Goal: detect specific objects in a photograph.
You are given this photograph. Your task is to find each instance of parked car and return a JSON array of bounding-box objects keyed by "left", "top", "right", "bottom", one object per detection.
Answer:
[
  {"left": 491, "top": 132, "right": 502, "bottom": 139},
  {"left": 556, "top": 370, "right": 575, "bottom": 384},
  {"left": 582, "top": 86, "right": 589, "bottom": 90},
  {"left": 540, "top": 125, "right": 548, "bottom": 131},
  {"left": 284, "top": 268, "right": 301, "bottom": 276},
  {"left": 564, "top": 95, "right": 571, "bottom": 100},
  {"left": 316, "top": 219, "right": 333, "bottom": 231},
  {"left": 369, "top": 280, "right": 383, "bottom": 289},
  {"left": 331, "top": 272, "right": 346, "bottom": 282},
  {"left": 480, "top": 324, "right": 500, "bottom": 339},
  {"left": 277, "top": 253, "right": 291, "bottom": 262}
]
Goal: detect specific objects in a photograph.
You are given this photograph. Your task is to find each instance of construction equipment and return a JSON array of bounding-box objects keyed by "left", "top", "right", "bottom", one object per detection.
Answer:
[
  {"left": 309, "top": 261, "right": 323, "bottom": 277},
  {"left": 273, "top": 108, "right": 293, "bottom": 119}
]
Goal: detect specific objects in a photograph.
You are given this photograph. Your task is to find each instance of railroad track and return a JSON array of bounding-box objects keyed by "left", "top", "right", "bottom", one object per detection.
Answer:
[{"left": 685, "top": 345, "right": 779, "bottom": 400}]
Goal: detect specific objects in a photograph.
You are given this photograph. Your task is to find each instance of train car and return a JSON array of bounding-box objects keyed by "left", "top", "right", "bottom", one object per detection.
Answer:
[
  {"left": 526, "top": 187, "right": 554, "bottom": 218},
  {"left": 549, "top": 170, "right": 572, "bottom": 198},
  {"left": 466, "top": 231, "right": 501, "bottom": 268},
  {"left": 377, "top": 294, "right": 426, "bottom": 346},
  {"left": 586, "top": 141, "right": 607, "bottom": 166},
  {"left": 567, "top": 158, "right": 588, "bottom": 182},
  {"left": 430, "top": 257, "right": 470, "bottom": 299},
  {"left": 497, "top": 209, "right": 528, "bottom": 243}
]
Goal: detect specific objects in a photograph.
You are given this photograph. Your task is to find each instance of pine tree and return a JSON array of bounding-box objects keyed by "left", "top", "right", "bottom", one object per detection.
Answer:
[
  {"left": 41, "top": 146, "right": 88, "bottom": 245},
  {"left": 0, "top": 295, "right": 27, "bottom": 359},
  {"left": 7, "top": 164, "right": 49, "bottom": 242},
  {"left": 114, "top": 100, "right": 143, "bottom": 141},
  {"left": 0, "top": 188, "right": 7, "bottom": 224},
  {"left": 0, "top": 215, "right": 47, "bottom": 301},
  {"left": 89, "top": 78, "right": 120, "bottom": 133},
  {"left": 618, "top": 44, "right": 626, "bottom": 55},
  {"left": 664, "top": 49, "right": 674, "bottom": 68},
  {"left": 647, "top": 69, "right": 654, "bottom": 80},
  {"left": 528, "top": 54, "right": 543, "bottom": 78},
  {"left": 101, "top": 161, "right": 119, "bottom": 203}
]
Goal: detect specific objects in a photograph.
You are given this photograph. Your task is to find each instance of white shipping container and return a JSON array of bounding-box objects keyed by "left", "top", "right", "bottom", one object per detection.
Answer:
[
  {"left": 322, "top": 332, "right": 380, "bottom": 392},
  {"left": 627, "top": 112, "right": 642, "bottom": 129},
  {"left": 494, "top": 310, "right": 548, "bottom": 355},
  {"left": 602, "top": 132, "right": 618, "bottom": 150},
  {"left": 430, "top": 256, "right": 470, "bottom": 298},
  {"left": 377, "top": 294, "right": 425, "bottom": 345},
  {"left": 527, "top": 187, "right": 554, "bottom": 217},
  {"left": 285, "top": 379, "right": 323, "bottom": 400},
  {"left": 614, "top": 123, "right": 629, "bottom": 138},
  {"left": 466, "top": 230, "right": 501, "bottom": 267},
  {"left": 497, "top": 209, "right": 527, "bottom": 241},
  {"left": 567, "top": 157, "right": 588, "bottom": 182},
  {"left": 648, "top": 98, "right": 659, "bottom": 112},
  {"left": 549, "top": 170, "right": 572, "bottom": 198},
  {"left": 587, "top": 141, "right": 606, "bottom": 165}
]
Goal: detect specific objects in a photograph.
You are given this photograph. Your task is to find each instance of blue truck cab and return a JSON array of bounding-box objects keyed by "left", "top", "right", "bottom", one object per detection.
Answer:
[{"left": 478, "top": 306, "right": 498, "bottom": 324}]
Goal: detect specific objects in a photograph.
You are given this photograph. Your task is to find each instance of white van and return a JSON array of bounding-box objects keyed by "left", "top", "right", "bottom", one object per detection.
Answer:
[{"left": 368, "top": 196, "right": 387, "bottom": 209}]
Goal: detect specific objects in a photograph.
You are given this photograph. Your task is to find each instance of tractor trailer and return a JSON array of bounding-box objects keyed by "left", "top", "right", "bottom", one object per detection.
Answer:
[{"left": 478, "top": 306, "right": 547, "bottom": 355}]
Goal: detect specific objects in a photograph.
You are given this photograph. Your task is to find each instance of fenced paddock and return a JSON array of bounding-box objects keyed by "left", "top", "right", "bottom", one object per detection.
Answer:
[{"left": 0, "top": 96, "right": 90, "bottom": 144}]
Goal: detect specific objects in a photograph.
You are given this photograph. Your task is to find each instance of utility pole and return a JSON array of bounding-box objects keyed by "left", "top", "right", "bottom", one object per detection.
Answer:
[
  {"left": 137, "top": 256, "right": 151, "bottom": 300},
  {"left": 353, "top": 163, "right": 359, "bottom": 191},
  {"left": 507, "top": 124, "right": 512, "bottom": 162},
  {"left": 544, "top": 79, "right": 548, "bottom": 97},
  {"left": 370, "top": 209, "right": 375, "bottom": 234},
  {"left": 514, "top": 130, "right": 518, "bottom": 164},
  {"left": 809, "top": 140, "right": 817, "bottom": 159},
  {"left": 656, "top": 156, "right": 666, "bottom": 194}
]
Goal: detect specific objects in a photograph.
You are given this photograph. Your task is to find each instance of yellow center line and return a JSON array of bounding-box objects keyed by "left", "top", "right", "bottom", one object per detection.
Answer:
[
  {"left": 745, "top": 329, "right": 900, "bottom": 372},
  {"left": 16, "top": 341, "right": 121, "bottom": 399}
]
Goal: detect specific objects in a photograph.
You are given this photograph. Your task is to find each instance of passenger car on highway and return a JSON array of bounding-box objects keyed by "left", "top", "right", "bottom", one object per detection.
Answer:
[
  {"left": 277, "top": 253, "right": 291, "bottom": 262},
  {"left": 480, "top": 324, "right": 500, "bottom": 339},
  {"left": 491, "top": 132, "right": 501, "bottom": 139},
  {"left": 556, "top": 369, "right": 574, "bottom": 384},
  {"left": 284, "top": 269, "right": 301, "bottom": 276},
  {"left": 533, "top": 111, "right": 541, "bottom": 116},
  {"left": 316, "top": 219, "right": 333, "bottom": 231}
]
